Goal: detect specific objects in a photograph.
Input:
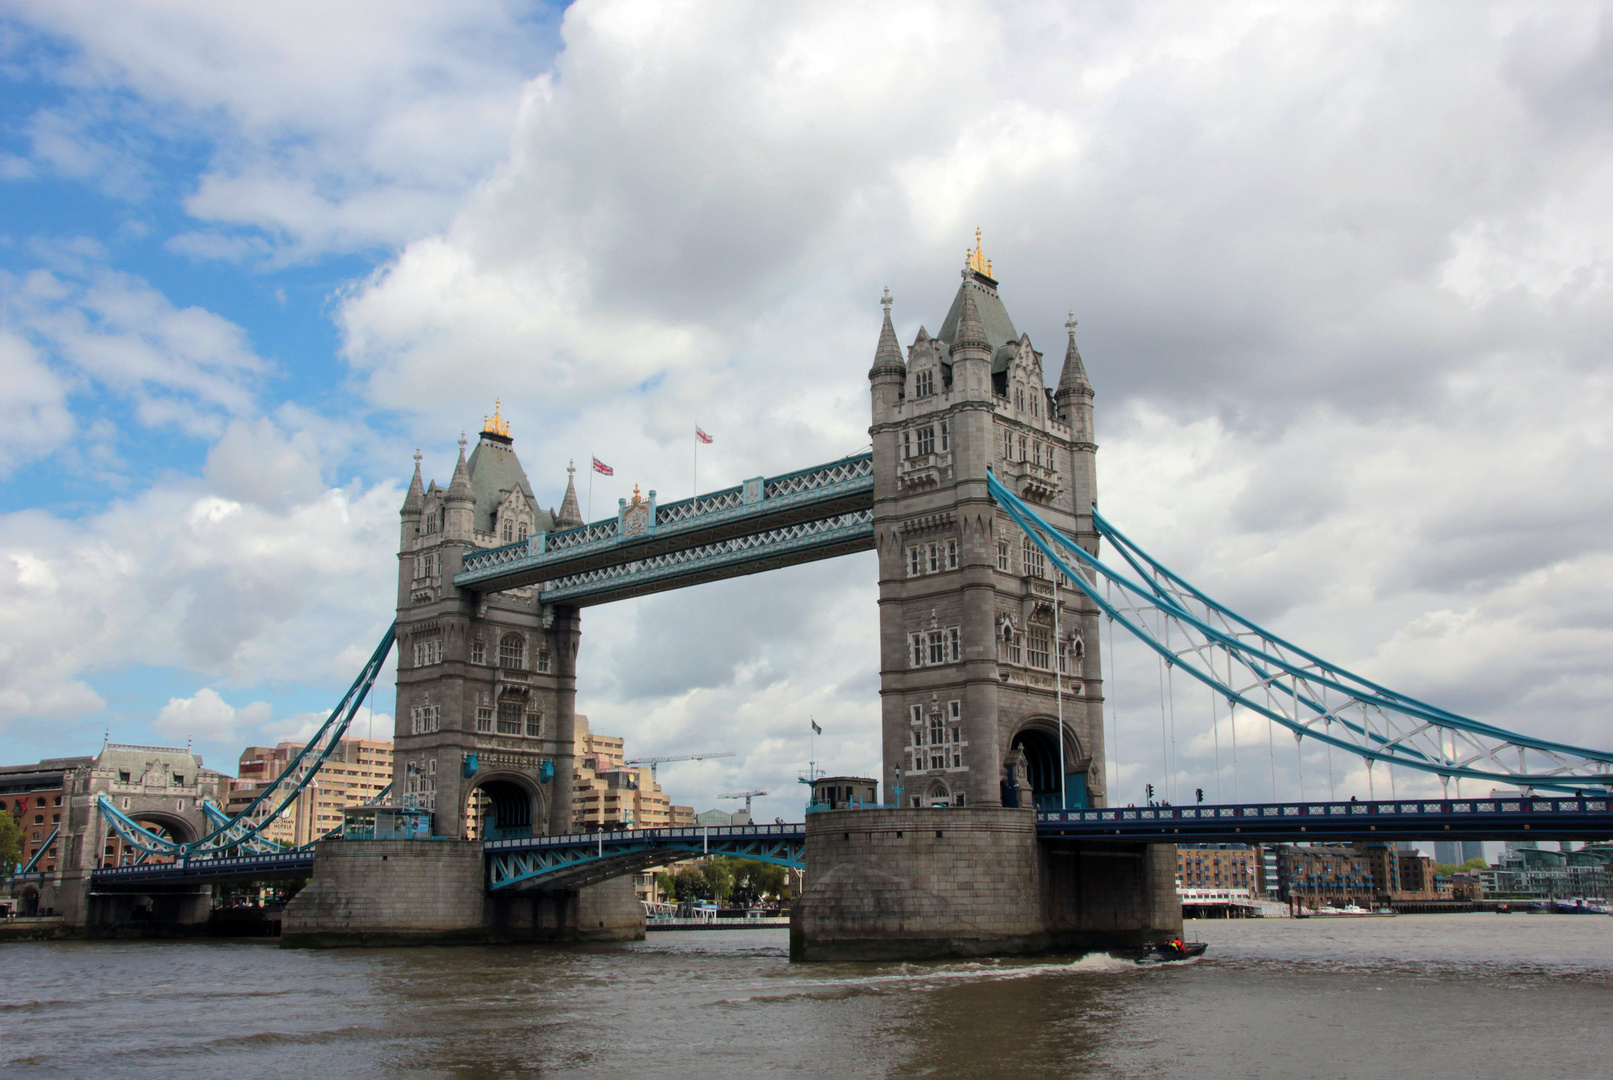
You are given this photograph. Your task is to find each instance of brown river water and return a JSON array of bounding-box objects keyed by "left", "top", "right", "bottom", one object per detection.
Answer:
[{"left": 3, "top": 913, "right": 1609, "bottom": 1079}]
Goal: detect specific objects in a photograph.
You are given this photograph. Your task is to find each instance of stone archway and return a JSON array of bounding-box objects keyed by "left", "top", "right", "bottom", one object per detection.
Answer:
[
  {"left": 1011, "top": 719, "right": 1091, "bottom": 810},
  {"left": 464, "top": 772, "right": 548, "bottom": 841},
  {"left": 100, "top": 810, "right": 199, "bottom": 867}
]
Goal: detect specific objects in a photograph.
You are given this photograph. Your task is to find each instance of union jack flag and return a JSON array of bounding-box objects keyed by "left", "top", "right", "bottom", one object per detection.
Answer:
[
  {"left": 592, "top": 456, "right": 613, "bottom": 476},
  {"left": 696, "top": 426, "right": 713, "bottom": 444}
]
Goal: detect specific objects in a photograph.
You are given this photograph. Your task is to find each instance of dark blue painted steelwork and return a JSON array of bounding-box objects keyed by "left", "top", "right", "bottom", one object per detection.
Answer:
[
  {"left": 485, "top": 823, "right": 805, "bottom": 891},
  {"left": 89, "top": 850, "right": 316, "bottom": 888},
  {"left": 1035, "top": 795, "right": 1613, "bottom": 843}
]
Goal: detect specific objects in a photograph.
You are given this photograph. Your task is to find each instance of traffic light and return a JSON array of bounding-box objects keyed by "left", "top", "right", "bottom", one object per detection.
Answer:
[
  {"left": 1146, "top": 783, "right": 1154, "bottom": 801},
  {"left": 1196, "top": 788, "right": 1204, "bottom": 804}
]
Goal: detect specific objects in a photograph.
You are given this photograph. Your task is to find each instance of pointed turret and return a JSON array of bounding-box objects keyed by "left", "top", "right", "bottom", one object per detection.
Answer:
[
  {"left": 402, "top": 448, "right": 425, "bottom": 517},
  {"left": 444, "top": 432, "right": 474, "bottom": 539},
  {"left": 869, "top": 287, "right": 906, "bottom": 421},
  {"left": 869, "top": 287, "right": 905, "bottom": 381},
  {"left": 1055, "top": 312, "right": 1094, "bottom": 427},
  {"left": 1057, "top": 314, "right": 1090, "bottom": 397},
  {"left": 952, "top": 290, "right": 989, "bottom": 355},
  {"left": 556, "top": 460, "right": 584, "bottom": 528}
]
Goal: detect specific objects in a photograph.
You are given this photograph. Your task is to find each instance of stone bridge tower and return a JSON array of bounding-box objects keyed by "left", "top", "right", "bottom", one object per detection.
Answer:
[
  {"left": 793, "top": 241, "right": 1179, "bottom": 961},
  {"left": 394, "top": 404, "right": 585, "bottom": 841},
  {"left": 868, "top": 241, "right": 1105, "bottom": 812}
]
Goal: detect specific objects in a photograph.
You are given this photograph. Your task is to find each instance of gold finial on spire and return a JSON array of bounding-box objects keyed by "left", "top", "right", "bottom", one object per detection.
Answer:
[
  {"left": 966, "top": 228, "right": 993, "bottom": 278},
  {"left": 482, "top": 397, "right": 510, "bottom": 438}
]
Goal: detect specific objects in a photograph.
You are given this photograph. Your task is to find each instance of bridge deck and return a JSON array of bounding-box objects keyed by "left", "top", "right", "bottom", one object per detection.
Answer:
[
  {"left": 1037, "top": 795, "right": 1613, "bottom": 843},
  {"left": 71, "top": 797, "right": 1611, "bottom": 892}
]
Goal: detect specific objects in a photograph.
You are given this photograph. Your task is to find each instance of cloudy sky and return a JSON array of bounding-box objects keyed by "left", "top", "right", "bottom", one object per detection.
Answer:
[{"left": 2, "top": 1, "right": 1610, "bottom": 824}]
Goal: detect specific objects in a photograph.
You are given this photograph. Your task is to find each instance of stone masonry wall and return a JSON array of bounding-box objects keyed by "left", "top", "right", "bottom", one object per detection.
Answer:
[
  {"left": 792, "top": 806, "right": 1048, "bottom": 961},
  {"left": 282, "top": 838, "right": 486, "bottom": 947}
]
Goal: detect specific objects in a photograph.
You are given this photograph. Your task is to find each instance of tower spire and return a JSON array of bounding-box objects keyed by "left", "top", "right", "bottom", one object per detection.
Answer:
[
  {"left": 402, "top": 447, "right": 425, "bottom": 516},
  {"left": 868, "top": 286, "right": 905, "bottom": 381},
  {"left": 556, "top": 458, "right": 584, "bottom": 528},
  {"left": 1056, "top": 311, "right": 1091, "bottom": 399}
]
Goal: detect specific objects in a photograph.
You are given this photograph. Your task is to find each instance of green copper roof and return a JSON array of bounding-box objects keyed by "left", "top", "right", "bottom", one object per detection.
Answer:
[
  {"left": 466, "top": 435, "right": 554, "bottom": 536},
  {"left": 936, "top": 270, "right": 1020, "bottom": 371}
]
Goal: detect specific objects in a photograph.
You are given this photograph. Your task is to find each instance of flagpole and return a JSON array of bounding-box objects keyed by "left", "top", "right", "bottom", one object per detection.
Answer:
[
  {"left": 587, "top": 458, "right": 594, "bottom": 521},
  {"left": 693, "top": 420, "right": 698, "bottom": 500},
  {"left": 1056, "top": 574, "right": 1066, "bottom": 811}
]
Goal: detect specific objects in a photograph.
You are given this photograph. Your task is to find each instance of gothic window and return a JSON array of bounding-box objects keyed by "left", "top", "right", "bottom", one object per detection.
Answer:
[
  {"left": 1028, "top": 627, "right": 1051, "bottom": 669},
  {"left": 908, "top": 546, "right": 922, "bottom": 576},
  {"left": 927, "top": 631, "right": 945, "bottom": 665},
  {"left": 498, "top": 634, "right": 525, "bottom": 670},
  {"left": 518, "top": 523, "right": 528, "bottom": 541},
  {"left": 927, "top": 542, "right": 940, "bottom": 573},
  {"left": 1016, "top": 387, "right": 1025, "bottom": 410},
  {"left": 1004, "top": 630, "right": 1022, "bottom": 665},
  {"left": 475, "top": 707, "right": 493, "bottom": 734},
  {"left": 949, "top": 699, "right": 961, "bottom": 724},
  {"left": 1031, "top": 394, "right": 1039, "bottom": 418},
  {"left": 409, "top": 704, "right": 440, "bottom": 734},
  {"left": 948, "top": 626, "right": 961, "bottom": 662},
  {"left": 917, "top": 426, "right": 935, "bottom": 455},
  {"left": 1019, "top": 435, "right": 1027, "bottom": 462},
  {"left": 940, "top": 421, "right": 949, "bottom": 451},
  {"left": 910, "top": 704, "right": 923, "bottom": 726},
  {"left": 1003, "top": 430, "right": 1013, "bottom": 460},
  {"left": 997, "top": 540, "right": 1011, "bottom": 572},
  {"left": 930, "top": 713, "right": 944, "bottom": 745},
  {"left": 535, "top": 647, "right": 551, "bottom": 674},
  {"left": 497, "top": 700, "right": 523, "bottom": 735},
  {"left": 1022, "top": 538, "right": 1046, "bottom": 579},
  {"left": 915, "top": 369, "right": 934, "bottom": 397},
  {"left": 412, "top": 638, "right": 442, "bottom": 667},
  {"left": 525, "top": 710, "right": 543, "bottom": 738},
  {"left": 1033, "top": 441, "right": 1042, "bottom": 467},
  {"left": 903, "top": 430, "right": 912, "bottom": 458},
  {"left": 930, "top": 752, "right": 945, "bottom": 770},
  {"left": 471, "top": 639, "right": 486, "bottom": 665},
  {"left": 502, "top": 520, "right": 513, "bottom": 542},
  {"left": 910, "top": 633, "right": 924, "bottom": 667}
]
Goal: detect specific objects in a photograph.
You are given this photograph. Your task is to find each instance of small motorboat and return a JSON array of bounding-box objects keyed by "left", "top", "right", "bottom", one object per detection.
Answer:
[{"left": 1134, "top": 939, "right": 1209, "bottom": 965}]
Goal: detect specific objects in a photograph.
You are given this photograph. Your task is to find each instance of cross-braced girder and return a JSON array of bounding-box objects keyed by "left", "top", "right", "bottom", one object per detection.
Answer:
[
  {"left": 987, "top": 472, "right": 1613, "bottom": 793},
  {"left": 485, "top": 825, "right": 805, "bottom": 892}
]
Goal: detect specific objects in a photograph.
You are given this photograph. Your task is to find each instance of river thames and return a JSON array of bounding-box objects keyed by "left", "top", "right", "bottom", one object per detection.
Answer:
[{"left": 4, "top": 913, "right": 1609, "bottom": 1079}]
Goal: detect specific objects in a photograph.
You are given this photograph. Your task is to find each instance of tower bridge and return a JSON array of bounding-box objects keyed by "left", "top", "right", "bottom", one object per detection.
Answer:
[{"left": 22, "top": 238, "right": 1613, "bottom": 955}]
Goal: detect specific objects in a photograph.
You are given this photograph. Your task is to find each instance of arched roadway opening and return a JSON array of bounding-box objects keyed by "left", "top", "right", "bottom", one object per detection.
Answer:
[
  {"left": 100, "top": 810, "right": 198, "bottom": 867},
  {"left": 1012, "top": 720, "right": 1090, "bottom": 811},
  {"left": 464, "top": 773, "right": 546, "bottom": 841}
]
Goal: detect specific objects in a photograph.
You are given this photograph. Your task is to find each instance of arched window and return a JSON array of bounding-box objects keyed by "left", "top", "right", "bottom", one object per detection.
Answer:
[
  {"left": 535, "top": 647, "right": 551, "bottom": 674},
  {"left": 517, "top": 522, "right": 528, "bottom": 541},
  {"left": 502, "top": 520, "right": 513, "bottom": 542},
  {"left": 498, "top": 634, "right": 525, "bottom": 670}
]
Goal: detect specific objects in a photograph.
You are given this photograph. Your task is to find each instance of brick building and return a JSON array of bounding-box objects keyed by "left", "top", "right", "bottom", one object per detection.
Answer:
[
  {"left": 1176, "top": 843, "right": 1259, "bottom": 892},
  {"left": 226, "top": 738, "right": 393, "bottom": 847}
]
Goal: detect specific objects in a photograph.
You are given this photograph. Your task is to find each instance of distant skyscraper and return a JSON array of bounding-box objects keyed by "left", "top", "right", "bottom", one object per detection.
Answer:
[
  {"left": 1395, "top": 841, "right": 1416, "bottom": 853},
  {"left": 1434, "top": 841, "right": 1464, "bottom": 865},
  {"left": 1461, "top": 840, "right": 1484, "bottom": 863}
]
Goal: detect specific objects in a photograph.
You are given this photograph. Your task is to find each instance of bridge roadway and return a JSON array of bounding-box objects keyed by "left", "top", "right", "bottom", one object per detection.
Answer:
[
  {"left": 80, "top": 795, "right": 1612, "bottom": 893},
  {"left": 453, "top": 453, "right": 873, "bottom": 605}
]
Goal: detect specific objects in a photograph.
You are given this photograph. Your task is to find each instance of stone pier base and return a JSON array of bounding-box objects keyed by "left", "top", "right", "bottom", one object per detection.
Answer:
[
  {"left": 281, "top": 838, "right": 646, "bottom": 948},
  {"left": 790, "top": 807, "right": 1181, "bottom": 961}
]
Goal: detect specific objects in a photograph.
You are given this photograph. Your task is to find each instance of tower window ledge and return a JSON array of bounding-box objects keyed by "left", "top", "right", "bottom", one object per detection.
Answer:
[{"left": 897, "top": 452, "right": 952, "bottom": 491}]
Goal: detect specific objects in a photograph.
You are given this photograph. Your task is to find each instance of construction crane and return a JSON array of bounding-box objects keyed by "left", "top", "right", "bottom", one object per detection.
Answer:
[
  {"left": 719, "top": 790, "right": 768, "bottom": 816},
  {"left": 623, "top": 751, "right": 735, "bottom": 780}
]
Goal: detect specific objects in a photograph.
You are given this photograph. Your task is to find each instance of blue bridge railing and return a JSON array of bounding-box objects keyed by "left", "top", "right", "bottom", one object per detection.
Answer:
[{"left": 1036, "top": 795, "right": 1613, "bottom": 842}]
